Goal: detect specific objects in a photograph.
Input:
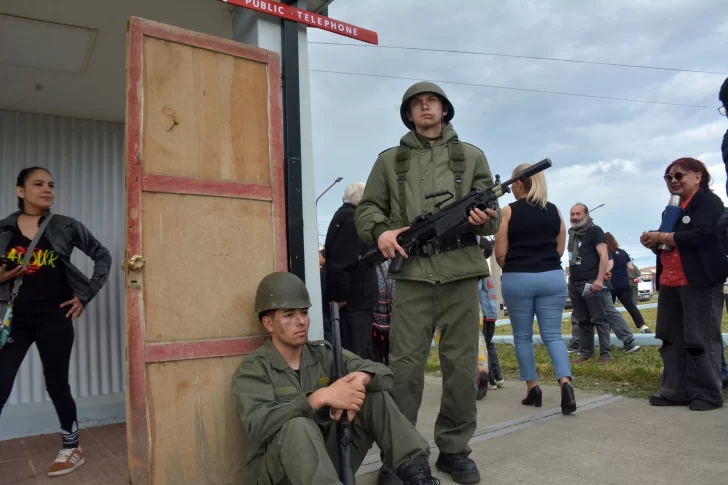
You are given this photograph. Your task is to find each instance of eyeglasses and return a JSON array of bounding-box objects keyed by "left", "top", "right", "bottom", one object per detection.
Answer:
[
  {"left": 720, "top": 106, "right": 727, "bottom": 117},
  {"left": 664, "top": 171, "right": 689, "bottom": 183}
]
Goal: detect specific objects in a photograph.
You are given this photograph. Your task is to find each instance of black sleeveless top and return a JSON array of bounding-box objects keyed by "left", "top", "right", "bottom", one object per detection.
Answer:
[{"left": 503, "top": 199, "right": 562, "bottom": 273}]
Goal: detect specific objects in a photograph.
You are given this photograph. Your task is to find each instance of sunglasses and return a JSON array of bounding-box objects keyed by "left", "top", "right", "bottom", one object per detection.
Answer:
[{"left": 664, "top": 171, "right": 689, "bottom": 183}]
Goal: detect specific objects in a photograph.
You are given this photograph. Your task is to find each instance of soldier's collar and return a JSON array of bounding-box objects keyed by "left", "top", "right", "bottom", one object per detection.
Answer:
[
  {"left": 301, "top": 344, "right": 319, "bottom": 368},
  {"left": 265, "top": 339, "right": 318, "bottom": 370}
]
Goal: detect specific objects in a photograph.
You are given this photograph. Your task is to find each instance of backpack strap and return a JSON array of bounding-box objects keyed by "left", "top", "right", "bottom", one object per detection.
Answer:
[
  {"left": 395, "top": 144, "right": 410, "bottom": 222},
  {"left": 448, "top": 137, "right": 465, "bottom": 200}
]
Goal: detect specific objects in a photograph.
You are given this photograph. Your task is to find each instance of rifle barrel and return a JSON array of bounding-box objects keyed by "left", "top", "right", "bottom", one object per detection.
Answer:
[
  {"left": 498, "top": 158, "right": 552, "bottom": 187},
  {"left": 329, "top": 302, "right": 355, "bottom": 485}
]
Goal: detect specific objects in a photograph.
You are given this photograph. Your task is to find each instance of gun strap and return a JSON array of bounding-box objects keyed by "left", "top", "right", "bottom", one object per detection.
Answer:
[
  {"left": 395, "top": 144, "right": 410, "bottom": 222},
  {"left": 448, "top": 137, "right": 465, "bottom": 200},
  {"left": 393, "top": 136, "right": 466, "bottom": 221}
]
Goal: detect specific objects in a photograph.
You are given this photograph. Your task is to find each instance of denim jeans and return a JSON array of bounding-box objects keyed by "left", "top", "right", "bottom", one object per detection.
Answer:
[
  {"left": 569, "top": 280, "right": 612, "bottom": 358},
  {"left": 501, "top": 270, "right": 572, "bottom": 382},
  {"left": 568, "top": 292, "right": 636, "bottom": 349}
]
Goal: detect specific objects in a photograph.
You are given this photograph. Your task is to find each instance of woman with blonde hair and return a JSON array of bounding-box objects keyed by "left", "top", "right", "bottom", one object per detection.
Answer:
[{"left": 494, "top": 163, "right": 576, "bottom": 415}]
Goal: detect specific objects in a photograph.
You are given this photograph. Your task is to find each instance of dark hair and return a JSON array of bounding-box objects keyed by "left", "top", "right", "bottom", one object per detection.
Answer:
[
  {"left": 605, "top": 232, "right": 619, "bottom": 253},
  {"left": 572, "top": 202, "right": 589, "bottom": 214},
  {"left": 258, "top": 309, "right": 275, "bottom": 322},
  {"left": 16, "top": 167, "right": 52, "bottom": 211},
  {"left": 665, "top": 157, "right": 711, "bottom": 191},
  {"left": 720, "top": 77, "right": 728, "bottom": 106}
]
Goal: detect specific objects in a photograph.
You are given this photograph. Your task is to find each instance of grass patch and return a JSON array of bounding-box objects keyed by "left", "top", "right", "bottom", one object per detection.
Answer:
[
  {"left": 428, "top": 345, "right": 675, "bottom": 399},
  {"left": 494, "top": 302, "right": 728, "bottom": 336}
]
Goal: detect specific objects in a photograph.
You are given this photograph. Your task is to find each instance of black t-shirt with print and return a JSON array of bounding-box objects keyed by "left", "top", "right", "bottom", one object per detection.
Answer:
[
  {"left": 568, "top": 226, "right": 607, "bottom": 282},
  {"left": 5, "top": 229, "right": 73, "bottom": 312}
]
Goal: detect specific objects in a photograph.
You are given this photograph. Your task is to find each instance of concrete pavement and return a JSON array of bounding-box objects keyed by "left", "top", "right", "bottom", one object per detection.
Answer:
[{"left": 356, "top": 375, "right": 728, "bottom": 484}]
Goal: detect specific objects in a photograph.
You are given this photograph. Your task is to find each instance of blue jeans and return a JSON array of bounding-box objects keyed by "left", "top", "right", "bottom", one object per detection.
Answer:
[{"left": 502, "top": 270, "right": 572, "bottom": 382}]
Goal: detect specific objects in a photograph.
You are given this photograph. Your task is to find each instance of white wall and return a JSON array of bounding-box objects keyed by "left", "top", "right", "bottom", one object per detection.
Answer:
[{"left": 0, "top": 109, "right": 127, "bottom": 439}]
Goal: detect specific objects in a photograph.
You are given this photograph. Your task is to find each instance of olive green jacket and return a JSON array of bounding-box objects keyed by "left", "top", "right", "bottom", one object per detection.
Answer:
[
  {"left": 355, "top": 124, "right": 501, "bottom": 284},
  {"left": 231, "top": 338, "right": 393, "bottom": 484}
]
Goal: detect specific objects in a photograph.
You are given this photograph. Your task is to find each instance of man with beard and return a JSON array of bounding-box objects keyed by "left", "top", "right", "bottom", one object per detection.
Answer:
[
  {"left": 568, "top": 203, "right": 613, "bottom": 363},
  {"left": 356, "top": 81, "right": 501, "bottom": 484}
]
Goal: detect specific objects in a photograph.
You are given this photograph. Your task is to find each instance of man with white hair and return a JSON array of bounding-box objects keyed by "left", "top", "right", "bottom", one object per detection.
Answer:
[{"left": 323, "top": 182, "right": 378, "bottom": 359}]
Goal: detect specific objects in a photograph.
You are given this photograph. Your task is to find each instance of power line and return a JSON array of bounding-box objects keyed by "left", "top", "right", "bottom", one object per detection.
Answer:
[
  {"left": 309, "top": 41, "right": 728, "bottom": 76},
  {"left": 310, "top": 69, "right": 716, "bottom": 109}
]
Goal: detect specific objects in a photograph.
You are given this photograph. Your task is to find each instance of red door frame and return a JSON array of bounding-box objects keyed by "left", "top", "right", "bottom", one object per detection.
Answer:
[{"left": 124, "top": 17, "right": 286, "bottom": 484}]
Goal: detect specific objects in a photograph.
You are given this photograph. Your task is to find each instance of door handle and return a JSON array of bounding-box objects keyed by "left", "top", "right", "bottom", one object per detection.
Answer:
[{"left": 121, "top": 255, "right": 145, "bottom": 271}]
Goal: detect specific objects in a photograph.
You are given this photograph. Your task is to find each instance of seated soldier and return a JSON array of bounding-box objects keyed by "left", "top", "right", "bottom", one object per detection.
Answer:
[{"left": 231, "top": 271, "right": 440, "bottom": 485}]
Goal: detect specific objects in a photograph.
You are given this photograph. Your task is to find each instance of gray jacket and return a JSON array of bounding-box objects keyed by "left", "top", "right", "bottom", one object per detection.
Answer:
[{"left": 0, "top": 211, "right": 111, "bottom": 305}]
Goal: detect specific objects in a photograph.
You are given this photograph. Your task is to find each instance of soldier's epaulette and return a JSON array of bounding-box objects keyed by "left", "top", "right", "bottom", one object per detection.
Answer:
[
  {"left": 378, "top": 146, "right": 399, "bottom": 157},
  {"left": 460, "top": 141, "right": 486, "bottom": 156},
  {"left": 309, "top": 339, "right": 332, "bottom": 348}
]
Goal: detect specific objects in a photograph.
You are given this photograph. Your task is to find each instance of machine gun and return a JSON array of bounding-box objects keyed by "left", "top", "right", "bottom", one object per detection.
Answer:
[
  {"left": 359, "top": 158, "right": 553, "bottom": 274},
  {"left": 329, "top": 302, "right": 356, "bottom": 485}
]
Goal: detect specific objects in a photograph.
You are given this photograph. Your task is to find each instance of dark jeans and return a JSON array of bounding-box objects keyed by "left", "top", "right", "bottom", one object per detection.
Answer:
[
  {"left": 610, "top": 287, "right": 646, "bottom": 329},
  {"left": 656, "top": 285, "right": 724, "bottom": 406},
  {"left": 482, "top": 319, "right": 501, "bottom": 377},
  {"left": 0, "top": 307, "right": 77, "bottom": 432},
  {"left": 340, "top": 307, "right": 373, "bottom": 360},
  {"left": 569, "top": 280, "right": 611, "bottom": 358}
]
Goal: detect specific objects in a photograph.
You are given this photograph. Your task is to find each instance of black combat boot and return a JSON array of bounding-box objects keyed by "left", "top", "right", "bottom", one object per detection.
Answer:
[
  {"left": 397, "top": 457, "right": 441, "bottom": 485},
  {"left": 435, "top": 453, "right": 480, "bottom": 484},
  {"left": 378, "top": 462, "right": 403, "bottom": 485}
]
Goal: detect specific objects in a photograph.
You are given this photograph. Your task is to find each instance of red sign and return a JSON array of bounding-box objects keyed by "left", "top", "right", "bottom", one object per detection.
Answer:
[{"left": 220, "top": 0, "right": 378, "bottom": 45}]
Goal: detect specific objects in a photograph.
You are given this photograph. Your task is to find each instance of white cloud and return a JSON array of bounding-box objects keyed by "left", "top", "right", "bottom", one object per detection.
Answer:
[{"left": 309, "top": 0, "right": 728, "bottom": 249}]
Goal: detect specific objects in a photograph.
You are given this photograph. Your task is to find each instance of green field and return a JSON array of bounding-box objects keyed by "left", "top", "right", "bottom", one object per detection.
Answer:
[
  {"left": 494, "top": 304, "right": 728, "bottom": 336},
  {"left": 426, "top": 345, "right": 727, "bottom": 399}
]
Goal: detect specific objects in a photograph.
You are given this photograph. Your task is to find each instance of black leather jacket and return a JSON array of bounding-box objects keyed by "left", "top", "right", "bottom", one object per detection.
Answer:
[{"left": 0, "top": 211, "right": 112, "bottom": 305}]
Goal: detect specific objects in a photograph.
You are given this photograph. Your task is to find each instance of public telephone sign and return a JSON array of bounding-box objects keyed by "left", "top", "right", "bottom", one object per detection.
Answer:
[{"left": 220, "top": 0, "right": 379, "bottom": 44}]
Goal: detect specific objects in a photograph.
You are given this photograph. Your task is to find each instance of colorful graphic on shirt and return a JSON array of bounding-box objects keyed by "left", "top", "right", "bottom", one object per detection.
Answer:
[{"left": 5, "top": 246, "right": 59, "bottom": 275}]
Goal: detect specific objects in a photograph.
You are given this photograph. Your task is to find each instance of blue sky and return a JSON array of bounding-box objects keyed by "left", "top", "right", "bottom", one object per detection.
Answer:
[{"left": 308, "top": 0, "right": 728, "bottom": 268}]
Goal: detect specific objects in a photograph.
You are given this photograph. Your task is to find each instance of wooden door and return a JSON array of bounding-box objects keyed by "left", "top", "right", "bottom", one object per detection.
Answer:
[{"left": 123, "top": 17, "right": 286, "bottom": 485}]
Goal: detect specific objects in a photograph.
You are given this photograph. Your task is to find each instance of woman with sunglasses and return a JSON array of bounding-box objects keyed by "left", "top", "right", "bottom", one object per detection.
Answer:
[
  {"left": 640, "top": 158, "right": 728, "bottom": 411},
  {"left": 0, "top": 167, "right": 111, "bottom": 475}
]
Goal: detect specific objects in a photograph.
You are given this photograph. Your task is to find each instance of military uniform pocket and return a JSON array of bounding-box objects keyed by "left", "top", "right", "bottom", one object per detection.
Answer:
[{"left": 273, "top": 386, "right": 298, "bottom": 402}]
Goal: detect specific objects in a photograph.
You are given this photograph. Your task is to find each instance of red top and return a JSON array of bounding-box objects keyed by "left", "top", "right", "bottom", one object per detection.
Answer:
[{"left": 659, "top": 193, "right": 694, "bottom": 287}]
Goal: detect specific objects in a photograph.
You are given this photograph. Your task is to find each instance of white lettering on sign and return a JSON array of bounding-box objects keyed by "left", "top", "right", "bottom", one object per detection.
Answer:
[{"left": 220, "top": 0, "right": 379, "bottom": 44}]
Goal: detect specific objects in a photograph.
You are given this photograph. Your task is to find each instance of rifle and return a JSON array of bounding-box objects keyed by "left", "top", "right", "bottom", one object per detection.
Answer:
[
  {"left": 329, "top": 302, "right": 356, "bottom": 485},
  {"left": 359, "top": 158, "right": 553, "bottom": 273}
]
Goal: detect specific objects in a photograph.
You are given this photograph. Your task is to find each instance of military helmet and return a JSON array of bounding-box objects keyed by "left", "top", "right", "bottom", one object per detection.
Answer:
[
  {"left": 254, "top": 272, "right": 312, "bottom": 316},
  {"left": 400, "top": 81, "right": 455, "bottom": 130}
]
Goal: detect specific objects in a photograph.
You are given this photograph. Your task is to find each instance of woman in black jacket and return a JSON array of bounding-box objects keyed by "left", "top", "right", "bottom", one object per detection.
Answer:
[
  {"left": 640, "top": 157, "right": 728, "bottom": 411},
  {"left": 0, "top": 167, "right": 111, "bottom": 476}
]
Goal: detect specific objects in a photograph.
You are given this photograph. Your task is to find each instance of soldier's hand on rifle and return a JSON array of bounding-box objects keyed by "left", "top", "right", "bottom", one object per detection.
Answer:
[
  {"left": 321, "top": 375, "right": 366, "bottom": 412},
  {"left": 469, "top": 208, "right": 496, "bottom": 226},
  {"left": 378, "top": 227, "right": 410, "bottom": 259},
  {"left": 330, "top": 407, "right": 357, "bottom": 423}
]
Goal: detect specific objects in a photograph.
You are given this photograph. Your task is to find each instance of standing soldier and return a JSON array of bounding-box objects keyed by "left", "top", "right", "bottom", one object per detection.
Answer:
[{"left": 355, "top": 81, "right": 501, "bottom": 484}]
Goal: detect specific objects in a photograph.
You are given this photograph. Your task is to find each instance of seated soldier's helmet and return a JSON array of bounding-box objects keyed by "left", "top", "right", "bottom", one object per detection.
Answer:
[
  {"left": 400, "top": 81, "right": 455, "bottom": 130},
  {"left": 255, "top": 272, "right": 312, "bottom": 316}
]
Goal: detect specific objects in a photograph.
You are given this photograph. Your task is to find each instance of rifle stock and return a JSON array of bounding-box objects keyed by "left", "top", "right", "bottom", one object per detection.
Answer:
[
  {"left": 329, "top": 302, "right": 356, "bottom": 485},
  {"left": 359, "top": 158, "right": 552, "bottom": 273}
]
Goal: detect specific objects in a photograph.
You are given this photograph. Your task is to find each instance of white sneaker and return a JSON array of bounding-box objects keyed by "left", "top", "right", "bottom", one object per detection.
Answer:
[{"left": 47, "top": 448, "right": 85, "bottom": 477}]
